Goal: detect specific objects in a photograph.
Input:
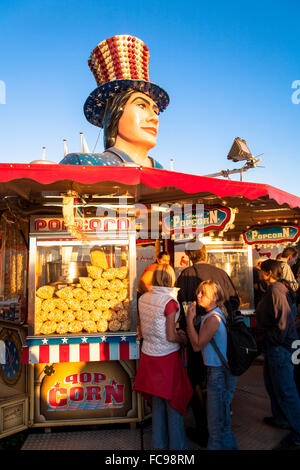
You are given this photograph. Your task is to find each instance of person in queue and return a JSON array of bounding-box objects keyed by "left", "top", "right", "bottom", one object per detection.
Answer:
[
  {"left": 295, "top": 263, "right": 300, "bottom": 313},
  {"left": 255, "top": 259, "right": 300, "bottom": 449},
  {"left": 277, "top": 247, "right": 299, "bottom": 318},
  {"left": 137, "top": 251, "right": 170, "bottom": 297},
  {"left": 277, "top": 247, "right": 299, "bottom": 286},
  {"left": 133, "top": 264, "right": 193, "bottom": 450},
  {"left": 253, "top": 258, "right": 268, "bottom": 308},
  {"left": 186, "top": 280, "right": 238, "bottom": 450},
  {"left": 176, "top": 242, "right": 240, "bottom": 446},
  {"left": 60, "top": 35, "right": 169, "bottom": 169},
  {"left": 293, "top": 262, "right": 300, "bottom": 396}
]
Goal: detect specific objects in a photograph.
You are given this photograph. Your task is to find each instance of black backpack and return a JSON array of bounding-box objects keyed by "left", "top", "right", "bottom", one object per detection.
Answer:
[{"left": 210, "top": 311, "right": 259, "bottom": 376}]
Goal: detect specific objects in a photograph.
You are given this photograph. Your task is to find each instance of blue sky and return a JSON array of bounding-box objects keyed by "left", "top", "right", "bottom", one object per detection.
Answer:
[{"left": 0, "top": 0, "right": 299, "bottom": 196}]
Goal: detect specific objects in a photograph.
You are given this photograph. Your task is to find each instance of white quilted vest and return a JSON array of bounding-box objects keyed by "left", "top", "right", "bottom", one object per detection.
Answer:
[{"left": 138, "top": 286, "right": 181, "bottom": 356}]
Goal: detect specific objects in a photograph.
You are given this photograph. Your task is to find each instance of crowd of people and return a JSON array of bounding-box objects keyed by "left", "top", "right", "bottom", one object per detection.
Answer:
[{"left": 133, "top": 243, "right": 300, "bottom": 451}]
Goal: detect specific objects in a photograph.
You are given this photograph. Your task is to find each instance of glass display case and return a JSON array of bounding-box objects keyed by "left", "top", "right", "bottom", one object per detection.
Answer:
[
  {"left": 174, "top": 240, "right": 254, "bottom": 311},
  {"left": 206, "top": 246, "right": 253, "bottom": 310},
  {"left": 28, "top": 218, "right": 137, "bottom": 337}
]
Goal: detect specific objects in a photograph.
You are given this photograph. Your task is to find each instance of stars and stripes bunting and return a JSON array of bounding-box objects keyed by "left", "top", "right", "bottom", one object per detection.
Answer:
[{"left": 22, "top": 335, "right": 140, "bottom": 364}]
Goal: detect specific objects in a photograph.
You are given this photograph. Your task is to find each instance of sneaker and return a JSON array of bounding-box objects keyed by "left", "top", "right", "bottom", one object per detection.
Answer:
[
  {"left": 186, "top": 427, "right": 208, "bottom": 447},
  {"left": 264, "top": 416, "right": 290, "bottom": 430}
]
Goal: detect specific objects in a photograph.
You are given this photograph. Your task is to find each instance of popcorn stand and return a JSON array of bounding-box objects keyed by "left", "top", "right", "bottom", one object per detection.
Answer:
[
  {"left": 1, "top": 162, "right": 300, "bottom": 437},
  {"left": 0, "top": 203, "right": 144, "bottom": 434}
]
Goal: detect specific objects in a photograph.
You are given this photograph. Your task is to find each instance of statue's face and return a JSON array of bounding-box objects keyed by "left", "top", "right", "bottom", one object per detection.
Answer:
[{"left": 117, "top": 92, "right": 159, "bottom": 150}]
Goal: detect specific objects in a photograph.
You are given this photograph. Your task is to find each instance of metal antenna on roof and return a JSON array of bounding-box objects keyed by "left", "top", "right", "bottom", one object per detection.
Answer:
[
  {"left": 63, "top": 139, "right": 69, "bottom": 156},
  {"left": 80, "top": 132, "right": 90, "bottom": 153},
  {"left": 29, "top": 145, "right": 56, "bottom": 164}
]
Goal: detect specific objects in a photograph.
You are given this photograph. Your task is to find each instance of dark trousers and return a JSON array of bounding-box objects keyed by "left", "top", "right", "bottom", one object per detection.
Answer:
[
  {"left": 264, "top": 344, "right": 300, "bottom": 442},
  {"left": 187, "top": 345, "right": 208, "bottom": 437}
]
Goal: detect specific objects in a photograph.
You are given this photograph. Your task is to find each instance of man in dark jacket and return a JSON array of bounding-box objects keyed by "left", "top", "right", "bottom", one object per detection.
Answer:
[
  {"left": 176, "top": 243, "right": 240, "bottom": 446},
  {"left": 255, "top": 259, "right": 300, "bottom": 447}
]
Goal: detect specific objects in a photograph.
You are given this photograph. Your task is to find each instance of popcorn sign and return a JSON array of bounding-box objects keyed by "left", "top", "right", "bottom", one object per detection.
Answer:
[
  {"left": 32, "top": 217, "right": 132, "bottom": 233},
  {"left": 36, "top": 361, "right": 135, "bottom": 421},
  {"left": 47, "top": 371, "right": 124, "bottom": 411},
  {"left": 162, "top": 206, "right": 233, "bottom": 234},
  {"left": 243, "top": 224, "right": 300, "bottom": 245}
]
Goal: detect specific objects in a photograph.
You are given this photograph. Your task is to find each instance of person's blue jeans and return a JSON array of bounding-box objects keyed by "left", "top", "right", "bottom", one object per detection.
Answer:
[
  {"left": 264, "top": 343, "right": 300, "bottom": 443},
  {"left": 291, "top": 303, "right": 298, "bottom": 319},
  {"left": 206, "top": 366, "right": 238, "bottom": 450},
  {"left": 151, "top": 396, "right": 189, "bottom": 450}
]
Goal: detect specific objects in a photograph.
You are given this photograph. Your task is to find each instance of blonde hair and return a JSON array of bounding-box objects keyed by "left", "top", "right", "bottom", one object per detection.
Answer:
[
  {"left": 196, "top": 280, "right": 228, "bottom": 317},
  {"left": 152, "top": 264, "right": 176, "bottom": 288}
]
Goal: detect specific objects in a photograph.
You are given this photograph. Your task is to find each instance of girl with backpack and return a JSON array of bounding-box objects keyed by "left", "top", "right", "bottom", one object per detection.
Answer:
[{"left": 186, "top": 280, "right": 238, "bottom": 450}]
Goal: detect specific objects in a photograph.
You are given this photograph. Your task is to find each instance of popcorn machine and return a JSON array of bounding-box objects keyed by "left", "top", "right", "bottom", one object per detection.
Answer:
[
  {"left": 22, "top": 215, "right": 143, "bottom": 428},
  {"left": 28, "top": 216, "right": 137, "bottom": 337}
]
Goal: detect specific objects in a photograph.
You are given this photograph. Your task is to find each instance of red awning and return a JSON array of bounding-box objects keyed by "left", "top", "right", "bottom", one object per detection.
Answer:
[{"left": 0, "top": 163, "right": 299, "bottom": 208}]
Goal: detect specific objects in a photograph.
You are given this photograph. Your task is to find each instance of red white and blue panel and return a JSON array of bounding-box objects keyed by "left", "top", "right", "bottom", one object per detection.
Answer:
[{"left": 22, "top": 334, "right": 140, "bottom": 364}]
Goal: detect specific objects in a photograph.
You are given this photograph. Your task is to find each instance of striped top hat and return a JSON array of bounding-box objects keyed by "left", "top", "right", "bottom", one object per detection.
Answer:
[{"left": 83, "top": 35, "right": 170, "bottom": 128}]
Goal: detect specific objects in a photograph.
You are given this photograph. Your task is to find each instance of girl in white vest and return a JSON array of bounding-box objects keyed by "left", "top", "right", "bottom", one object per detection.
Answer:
[
  {"left": 186, "top": 280, "right": 238, "bottom": 450},
  {"left": 134, "top": 264, "right": 193, "bottom": 450}
]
